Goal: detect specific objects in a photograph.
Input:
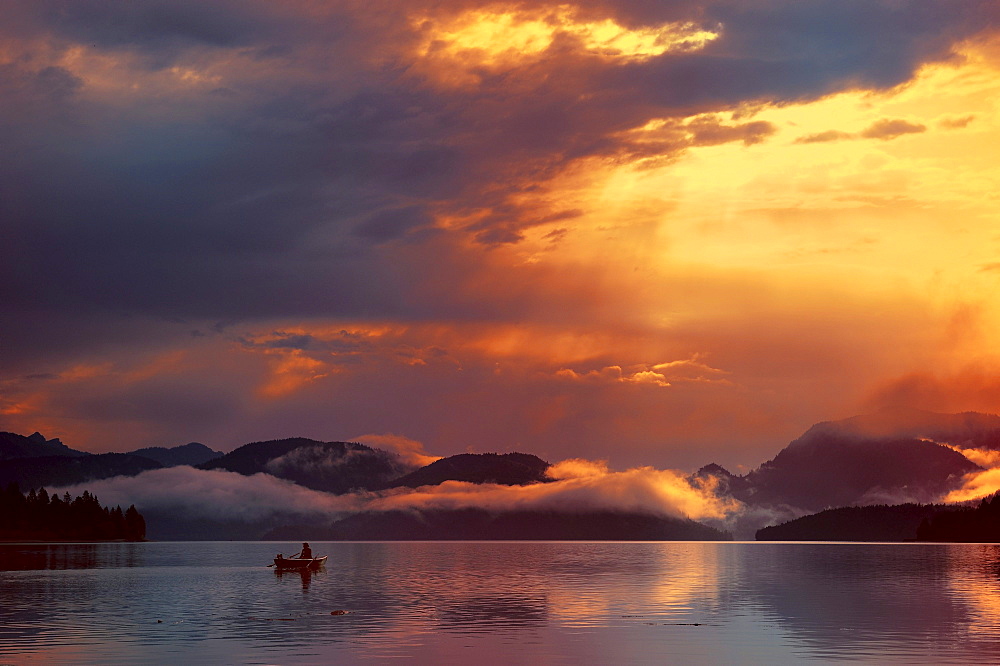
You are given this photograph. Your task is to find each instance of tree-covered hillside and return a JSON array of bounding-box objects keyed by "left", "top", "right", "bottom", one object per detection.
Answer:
[{"left": 0, "top": 484, "right": 146, "bottom": 541}]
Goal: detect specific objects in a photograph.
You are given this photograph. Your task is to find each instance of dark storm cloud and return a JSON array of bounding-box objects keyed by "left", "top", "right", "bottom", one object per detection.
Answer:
[
  {"left": 354, "top": 206, "right": 436, "bottom": 243},
  {"left": 0, "top": 62, "right": 81, "bottom": 116},
  {"left": 3, "top": 0, "right": 322, "bottom": 57},
  {"left": 1, "top": 0, "right": 997, "bottom": 357}
]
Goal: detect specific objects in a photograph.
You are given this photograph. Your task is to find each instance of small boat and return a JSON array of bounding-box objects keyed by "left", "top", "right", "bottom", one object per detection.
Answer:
[{"left": 272, "top": 555, "right": 328, "bottom": 570}]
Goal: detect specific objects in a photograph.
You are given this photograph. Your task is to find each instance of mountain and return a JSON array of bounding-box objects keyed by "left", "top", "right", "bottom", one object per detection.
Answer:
[
  {"left": 755, "top": 504, "right": 953, "bottom": 541},
  {"left": 801, "top": 407, "right": 1000, "bottom": 449},
  {"left": 388, "top": 452, "right": 551, "bottom": 488},
  {"left": 0, "top": 453, "right": 164, "bottom": 489},
  {"left": 696, "top": 410, "right": 987, "bottom": 515},
  {"left": 198, "top": 437, "right": 413, "bottom": 493},
  {"left": 128, "top": 442, "right": 222, "bottom": 467},
  {"left": 743, "top": 434, "right": 979, "bottom": 512},
  {"left": 263, "top": 508, "right": 732, "bottom": 541},
  {"left": 690, "top": 463, "right": 750, "bottom": 497},
  {"left": 0, "top": 432, "right": 89, "bottom": 461}
]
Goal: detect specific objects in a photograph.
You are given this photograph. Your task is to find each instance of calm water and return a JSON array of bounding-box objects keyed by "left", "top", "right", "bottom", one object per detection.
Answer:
[{"left": 2, "top": 541, "right": 1000, "bottom": 664}]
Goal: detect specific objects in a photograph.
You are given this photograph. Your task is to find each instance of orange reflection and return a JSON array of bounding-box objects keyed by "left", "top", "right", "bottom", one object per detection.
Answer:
[{"left": 946, "top": 545, "right": 1000, "bottom": 635}]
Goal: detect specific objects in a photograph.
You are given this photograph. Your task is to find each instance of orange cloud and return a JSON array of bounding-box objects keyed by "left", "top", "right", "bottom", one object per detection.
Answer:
[
  {"left": 546, "top": 458, "right": 610, "bottom": 479},
  {"left": 366, "top": 463, "right": 741, "bottom": 521},
  {"left": 859, "top": 117, "right": 927, "bottom": 140},
  {"left": 864, "top": 366, "right": 1000, "bottom": 415},
  {"left": 552, "top": 357, "right": 731, "bottom": 388},
  {"left": 353, "top": 433, "right": 442, "bottom": 467},
  {"left": 4, "top": 3, "right": 999, "bottom": 476},
  {"left": 952, "top": 447, "right": 1000, "bottom": 469},
  {"left": 57, "top": 458, "right": 743, "bottom": 534},
  {"left": 942, "top": 468, "right": 1000, "bottom": 503},
  {"left": 408, "top": 5, "right": 719, "bottom": 87},
  {"left": 257, "top": 351, "right": 330, "bottom": 398},
  {"left": 793, "top": 118, "right": 926, "bottom": 143},
  {"left": 938, "top": 114, "right": 976, "bottom": 129}
]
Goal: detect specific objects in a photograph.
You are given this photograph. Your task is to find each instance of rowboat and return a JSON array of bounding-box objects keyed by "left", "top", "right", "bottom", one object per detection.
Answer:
[{"left": 272, "top": 555, "right": 327, "bottom": 570}]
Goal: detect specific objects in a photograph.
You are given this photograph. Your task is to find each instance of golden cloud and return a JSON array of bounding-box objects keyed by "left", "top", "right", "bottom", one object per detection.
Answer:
[{"left": 409, "top": 4, "right": 719, "bottom": 86}]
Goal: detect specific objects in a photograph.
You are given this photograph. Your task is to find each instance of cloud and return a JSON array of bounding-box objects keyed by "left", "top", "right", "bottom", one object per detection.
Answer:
[
  {"left": 353, "top": 205, "right": 435, "bottom": 243},
  {"left": 366, "top": 465, "right": 741, "bottom": 521},
  {"left": 353, "top": 433, "right": 442, "bottom": 467},
  {"left": 948, "top": 447, "right": 1000, "bottom": 469},
  {"left": 546, "top": 458, "right": 610, "bottom": 479},
  {"left": 263, "top": 444, "right": 404, "bottom": 477},
  {"left": 2, "top": 0, "right": 999, "bottom": 473},
  {"left": 50, "top": 457, "right": 743, "bottom": 530},
  {"left": 863, "top": 366, "right": 1000, "bottom": 415},
  {"left": 54, "top": 467, "right": 356, "bottom": 523},
  {"left": 3, "top": 0, "right": 995, "bottom": 333},
  {"left": 938, "top": 445, "right": 1000, "bottom": 503},
  {"left": 859, "top": 118, "right": 926, "bottom": 140},
  {"left": 685, "top": 116, "right": 776, "bottom": 146},
  {"left": 794, "top": 129, "right": 853, "bottom": 144},
  {"left": 938, "top": 114, "right": 976, "bottom": 129},
  {"left": 553, "top": 356, "right": 731, "bottom": 388},
  {"left": 942, "top": 468, "right": 1000, "bottom": 503},
  {"left": 794, "top": 118, "right": 926, "bottom": 144},
  {"left": 0, "top": 268, "right": 950, "bottom": 471}
]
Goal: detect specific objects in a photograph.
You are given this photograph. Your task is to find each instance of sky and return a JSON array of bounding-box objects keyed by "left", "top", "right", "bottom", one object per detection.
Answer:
[{"left": 3, "top": 0, "right": 1000, "bottom": 473}]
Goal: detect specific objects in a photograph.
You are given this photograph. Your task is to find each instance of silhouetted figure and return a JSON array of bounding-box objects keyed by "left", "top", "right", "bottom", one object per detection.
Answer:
[{"left": 298, "top": 542, "right": 312, "bottom": 559}]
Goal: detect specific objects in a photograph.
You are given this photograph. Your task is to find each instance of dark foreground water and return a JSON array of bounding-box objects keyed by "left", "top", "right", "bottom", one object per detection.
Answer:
[{"left": 2, "top": 541, "right": 1000, "bottom": 664}]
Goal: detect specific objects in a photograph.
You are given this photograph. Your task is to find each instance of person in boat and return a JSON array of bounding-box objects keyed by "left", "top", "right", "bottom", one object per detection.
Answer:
[{"left": 297, "top": 542, "right": 312, "bottom": 560}]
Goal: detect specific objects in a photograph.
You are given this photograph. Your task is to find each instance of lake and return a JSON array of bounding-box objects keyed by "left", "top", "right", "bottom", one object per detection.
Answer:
[{"left": 2, "top": 541, "right": 999, "bottom": 664}]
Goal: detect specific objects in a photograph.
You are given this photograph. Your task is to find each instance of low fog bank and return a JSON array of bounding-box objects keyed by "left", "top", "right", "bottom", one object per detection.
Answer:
[
  {"left": 52, "top": 424, "right": 1000, "bottom": 540},
  {"left": 53, "top": 459, "right": 748, "bottom": 539}
]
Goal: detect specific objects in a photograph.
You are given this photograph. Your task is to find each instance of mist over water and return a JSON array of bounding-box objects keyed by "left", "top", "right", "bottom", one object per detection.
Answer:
[
  {"left": 54, "top": 459, "right": 741, "bottom": 538},
  {"left": 3, "top": 541, "right": 1000, "bottom": 664}
]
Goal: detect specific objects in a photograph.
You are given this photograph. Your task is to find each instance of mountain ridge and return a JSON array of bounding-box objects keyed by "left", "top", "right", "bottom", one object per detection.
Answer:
[
  {"left": 128, "top": 442, "right": 222, "bottom": 467},
  {"left": 6, "top": 408, "right": 1000, "bottom": 541},
  {"left": 693, "top": 408, "right": 994, "bottom": 515},
  {"left": 198, "top": 437, "right": 414, "bottom": 493},
  {"left": 263, "top": 507, "right": 731, "bottom": 541},
  {"left": 387, "top": 452, "right": 551, "bottom": 488},
  {"left": 0, "top": 431, "right": 89, "bottom": 461}
]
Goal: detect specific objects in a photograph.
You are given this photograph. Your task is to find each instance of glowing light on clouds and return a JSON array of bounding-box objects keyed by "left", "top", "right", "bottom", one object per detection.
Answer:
[
  {"left": 3, "top": 1, "right": 1000, "bottom": 471},
  {"left": 411, "top": 5, "right": 719, "bottom": 85},
  {"left": 58, "top": 458, "right": 741, "bottom": 526}
]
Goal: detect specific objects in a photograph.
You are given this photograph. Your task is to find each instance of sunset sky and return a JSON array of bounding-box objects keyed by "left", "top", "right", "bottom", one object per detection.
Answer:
[{"left": 3, "top": 0, "right": 1000, "bottom": 472}]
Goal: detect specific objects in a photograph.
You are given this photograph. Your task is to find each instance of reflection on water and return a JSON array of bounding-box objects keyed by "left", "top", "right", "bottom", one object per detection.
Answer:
[
  {"left": 736, "top": 544, "right": 996, "bottom": 662},
  {"left": 2, "top": 541, "right": 1000, "bottom": 664},
  {"left": 945, "top": 545, "right": 1000, "bottom": 641},
  {"left": 274, "top": 567, "right": 318, "bottom": 592},
  {"left": 0, "top": 542, "right": 146, "bottom": 570}
]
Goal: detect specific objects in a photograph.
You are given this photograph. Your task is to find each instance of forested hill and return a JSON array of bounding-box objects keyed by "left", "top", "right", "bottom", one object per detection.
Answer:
[
  {"left": 755, "top": 504, "right": 948, "bottom": 541},
  {"left": 917, "top": 493, "right": 1000, "bottom": 542},
  {"left": 0, "top": 484, "right": 146, "bottom": 541}
]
